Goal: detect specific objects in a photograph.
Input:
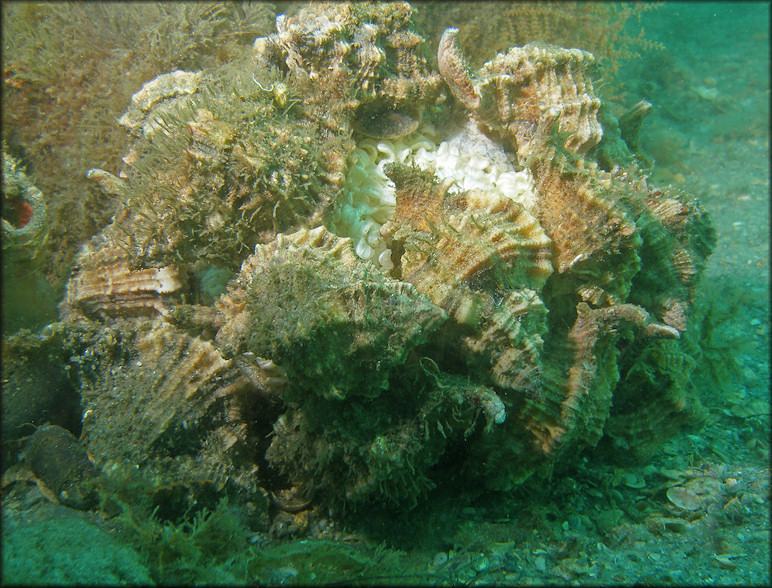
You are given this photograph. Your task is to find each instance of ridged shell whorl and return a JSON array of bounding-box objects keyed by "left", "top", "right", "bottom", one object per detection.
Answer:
[
  {"left": 383, "top": 166, "right": 553, "bottom": 398},
  {"left": 262, "top": 2, "right": 443, "bottom": 138},
  {"left": 438, "top": 29, "right": 603, "bottom": 160},
  {"left": 78, "top": 319, "right": 266, "bottom": 499},
  {"left": 216, "top": 227, "right": 447, "bottom": 401},
  {"left": 60, "top": 226, "right": 183, "bottom": 323}
]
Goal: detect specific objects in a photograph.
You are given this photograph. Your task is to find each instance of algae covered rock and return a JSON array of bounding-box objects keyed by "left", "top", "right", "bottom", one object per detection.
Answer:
[{"left": 2, "top": 518, "right": 152, "bottom": 585}]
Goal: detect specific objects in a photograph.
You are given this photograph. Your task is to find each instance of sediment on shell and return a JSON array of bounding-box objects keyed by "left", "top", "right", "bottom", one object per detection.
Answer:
[
  {"left": 215, "top": 226, "right": 447, "bottom": 402},
  {"left": 77, "top": 319, "right": 273, "bottom": 503}
]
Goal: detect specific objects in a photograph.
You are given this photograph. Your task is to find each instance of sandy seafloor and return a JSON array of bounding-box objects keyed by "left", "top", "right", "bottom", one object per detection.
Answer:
[{"left": 2, "top": 2, "right": 769, "bottom": 585}]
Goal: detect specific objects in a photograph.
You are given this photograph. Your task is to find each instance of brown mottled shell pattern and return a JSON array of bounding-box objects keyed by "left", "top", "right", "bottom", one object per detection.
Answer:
[
  {"left": 40, "top": 3, "right": 716, "bottom": 512},
  {"left": 267, "top": 2, "right": 442, "bottom": 135},
  {"left": 77, "top": 319, "right": 270, "bottom": 499}
]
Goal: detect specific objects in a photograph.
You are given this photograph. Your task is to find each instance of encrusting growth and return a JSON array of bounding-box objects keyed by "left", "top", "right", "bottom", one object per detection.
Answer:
[{"left": 6, "top": 3, "right": 716, "bottom": 518}]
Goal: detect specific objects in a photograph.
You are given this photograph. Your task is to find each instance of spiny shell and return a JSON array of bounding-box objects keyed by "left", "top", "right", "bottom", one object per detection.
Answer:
[
  {"left": 118, "top": 70, "right": 202, "bottom": 137},
  {"left": 531, "top": 155, "right": 639, "bottom": 279},
  {"left": 30, "top": 6, "right": 718, "bottom": 515},
  {"left": 462, "top": 289, "right": 548, "bottom": 396},
  {"left": 424, "top": 30, "right": 715, "bottom": 492},
  {"left": 437, "top": 28, "right": 481, "bottom": 111},
  {"left": 217, "top": 227, "right": 513, "bottom": 510},
  {"left": 265, "top": 372, "right": 506, "bottom": 510},
  {"left": 468, "top": 300, "right": 687, "bottom": 491},
  {"left": 262, "top": 2, "right": 443, "bottom": 138},
  {"left": 480, "top": 42, "right": 602, "bottom": 157},
  {"left": 383, "top": 166, "right": 553, "bottom": 401},
  {"left": 110, "top": 62, "right": 348, "bottom": 271},
  {"left": 437, "top": 31, "right": 602, "bottom": 159},
  {"left": 216, "top": 226, "right": 447, "bottom": 401},
  {"left": 534, "top": 302, "right": 680, "bottom": 455},
  {"left": 435, "top": 30, "right": 714, "bottom": 333},
  {"left": 604, "top": 336, "right": 708, "bottom": 461},
  {"left": 386, "top": 170, "right": 553, "bottom": 313},
  {"left": 215, "top": 226, "right": 359, "bottom": 359},
  {"left": 60, "top": 228, "right": 183, "bottom": 322},
  {"left": 65, "top": 55, "right": 354, "bottom": 317},
  {"left": 78, "top": 319, "right": 271, "bottom": 498},
  {"left": 608, "top": 174, "right": 716, "bottom": 330}
]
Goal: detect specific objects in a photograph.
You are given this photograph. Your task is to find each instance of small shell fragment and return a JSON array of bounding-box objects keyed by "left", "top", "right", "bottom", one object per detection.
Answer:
[
  {"left": 648, "top": 517, "right": 689, "bottom": 533},
  {"left": 666, "top": 485, "right": 703, "bottom": 510},
  {"left": 622, "top": 472, "right": 646, "bottom": 489},
  {"left": 713, "top": 553, "right": 743, "bottom": 570}
]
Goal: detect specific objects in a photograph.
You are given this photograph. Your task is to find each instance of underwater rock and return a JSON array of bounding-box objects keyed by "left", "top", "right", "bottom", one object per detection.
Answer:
[
  {"left": 1, "top": 328, "right": 82, "bottom": 464},
  {"left": 21, "top": 424, "right": 97, "bottom": 510}
]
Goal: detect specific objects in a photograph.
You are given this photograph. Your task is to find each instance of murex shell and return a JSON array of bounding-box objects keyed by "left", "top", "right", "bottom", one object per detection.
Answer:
[
  {"left": 60, "top": 227, "right": 183, "bottom": 322},
  {"left": 78, "top": 318, "right": 273, "bottom": 502},
  {"left": 63, "top": 2, "right": 445, "bottom": 322},
  {"left": 214, "top": 226, "right": 475, "bottom": 506},
  {"left": 215, "top": 226, "right": 447, "bottom": 402},
  {"left": 262, "top": 1, "right": 443, "bottom": 137},
  {"left": 382, "top": 164, "right": 553, "bottom": 400},
  {"left": 438, "top": 27, "right": 602, "bottom": 159},
  {"left": 47, "top": 3, "right": 715, "bottom": 512}
]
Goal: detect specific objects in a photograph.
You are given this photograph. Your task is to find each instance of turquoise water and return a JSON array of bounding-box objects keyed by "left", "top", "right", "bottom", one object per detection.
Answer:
[{"left": 2, "top": 2, "right": 769, "bottom": 585}]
